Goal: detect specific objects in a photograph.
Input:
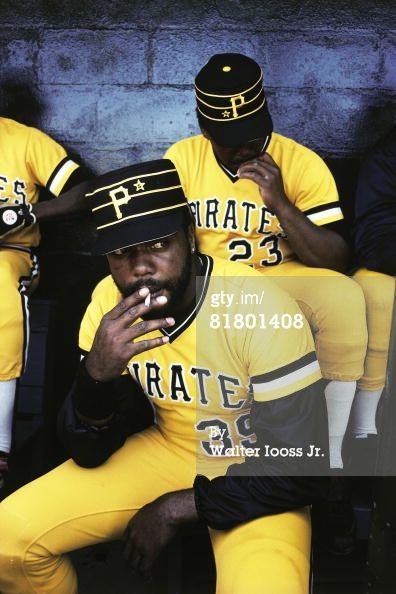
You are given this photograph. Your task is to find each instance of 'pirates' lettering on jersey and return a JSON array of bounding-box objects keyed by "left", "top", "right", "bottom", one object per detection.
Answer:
[
  {"left": 165, "top": 133, "right": 343, "bottom": 269},
  {"left": 130, "top": 360, "right": 245, "bottom": 409},
  {"left": 79, "top": 254, "right": 321, "bottom": 468},
  {"left": 0, "top": 117, "right": 79, "bottom": 247}
]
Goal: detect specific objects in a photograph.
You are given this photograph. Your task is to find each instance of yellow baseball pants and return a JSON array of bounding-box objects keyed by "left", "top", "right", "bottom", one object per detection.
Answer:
[
  {"left": 264, "top": 261, "right": 368, "bottom": 381},
  {"left": 353, "top": 268, "right": 395, "bottom": 391},
  {"left": 0, "top": 425, "right": 311, "bottom": 594},
  {"left": 0, "top": 247, "right": 38, "bottom": 380}
]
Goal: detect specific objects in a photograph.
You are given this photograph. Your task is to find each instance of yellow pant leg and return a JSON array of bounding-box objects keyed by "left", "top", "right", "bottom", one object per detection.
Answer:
[
  {"left": 211, "top": 506, "right": 311, "bottom": 594},
  {"left": 353, "top": 268, "right": 395, "bottom": 391},
  {"left": 0, "top": 248, "right": 38, "bottom": 380},
  {"left": 263, "top": 261, "right": 368, "bottom": 381},
  {"left": 0, "top": 426, "right": 195, "bottom": 594}
]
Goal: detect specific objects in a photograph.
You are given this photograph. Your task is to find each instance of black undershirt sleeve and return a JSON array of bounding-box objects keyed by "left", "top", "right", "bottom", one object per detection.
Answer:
[
  {"left": 58, "top": 359, "right": 154, "bottom": 468},
  {"left": 194, "top": 380, "right": 330, "bottom": 530}
]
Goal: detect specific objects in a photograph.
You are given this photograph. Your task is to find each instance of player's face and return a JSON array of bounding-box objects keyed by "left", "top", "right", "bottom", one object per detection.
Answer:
[
  {"left": 202, "top": 129, "right": 267, "bottom": 174},
  {"left": 107, "top": 228, "right": 195, "bottom": 316}
]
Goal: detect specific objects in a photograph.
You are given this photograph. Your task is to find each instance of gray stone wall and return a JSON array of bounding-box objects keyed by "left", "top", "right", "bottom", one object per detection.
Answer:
[{"left": 1, "top": 0, "right": 395, "bottom": 175}]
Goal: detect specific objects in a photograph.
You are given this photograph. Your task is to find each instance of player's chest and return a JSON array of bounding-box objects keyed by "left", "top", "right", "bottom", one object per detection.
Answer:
[{"left": 128, "top": 337, "right": 250, "bottom": 413}]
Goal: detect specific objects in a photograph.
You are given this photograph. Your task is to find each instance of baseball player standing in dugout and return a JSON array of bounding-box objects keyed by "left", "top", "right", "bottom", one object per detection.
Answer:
[
  {"left": 0, "top": 158, "right": 330, "bottom": 594},
  {"left": 0, "top": 114, "right": 90, "bottom": 489},
  {"left": 165, "top": 53, "right": 368, "bottom": 472}
]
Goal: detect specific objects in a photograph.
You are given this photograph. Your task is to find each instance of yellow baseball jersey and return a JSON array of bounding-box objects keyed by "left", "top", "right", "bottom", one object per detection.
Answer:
[
  {"left": 79, "top": 254, "right": 321, "bottom": 474},
  {"left": 165, "top": 133, "right": 343, "bottom": 269},
  {"left": 0, "top": 117, "right": 79, "bottom": 247}
]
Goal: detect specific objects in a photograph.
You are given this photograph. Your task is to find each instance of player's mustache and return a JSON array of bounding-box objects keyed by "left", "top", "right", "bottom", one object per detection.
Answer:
[{"left": 121, "top": 278, "right": 174, "bottom": 298}]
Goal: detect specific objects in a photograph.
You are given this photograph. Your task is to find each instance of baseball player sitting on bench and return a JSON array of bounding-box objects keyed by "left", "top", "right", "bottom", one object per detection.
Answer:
[
  {"left": 165, "top": 53, "right": 368, "bottom": 471},
  {"left": 0, "top": 158, "right": 330, "bottom": 594},
  {"left": 0, "top": 115, "right": 91, "bottom": 489}
]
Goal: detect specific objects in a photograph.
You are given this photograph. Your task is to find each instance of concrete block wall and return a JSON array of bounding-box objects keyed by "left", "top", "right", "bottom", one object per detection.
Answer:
[
  {"left": 1, "top": 0, "right": 395, "bottom": 164},
  {"left": 0, "top": 0, "right": 395, "bottom": 251}
]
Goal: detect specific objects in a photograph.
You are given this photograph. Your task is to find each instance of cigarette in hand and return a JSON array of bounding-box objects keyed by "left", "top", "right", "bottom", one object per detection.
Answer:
[{"left": 144, "top": 292, "right": 151, "bottom": 307}]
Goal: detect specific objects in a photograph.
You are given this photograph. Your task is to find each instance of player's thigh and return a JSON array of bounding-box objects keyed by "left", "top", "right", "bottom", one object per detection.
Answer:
[
  {"left": 0, "top": 249, "right": 36, "bottom": 378},
  {"left": 265, "top": 260, "right": 365, "bottom": 331},
  {"left": 0, "top": 248, "right": 36, "bottom": 287},
  {"left": 0, "top": 249, "right": 32, "bottom": 318},
  {"left": 353, "top": 268, "right": 395, "bottom": 390},
  {"left": 211, "top": 507, "right": 311, "bottom": 594},
  {"left": 265, "top": 261, "right": 368, "bottom": 380},
  {"left": 0, "top": 426, "right": 195, "bottom": 556}
]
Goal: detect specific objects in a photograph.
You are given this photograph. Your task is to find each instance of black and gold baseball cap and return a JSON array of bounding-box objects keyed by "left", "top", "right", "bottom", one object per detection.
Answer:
[
  {"left": 195, "top": 53, "right": 273, "bottom": 147},
  {"left": 86, "top": 159, "right": 192, "bottom": 255}
]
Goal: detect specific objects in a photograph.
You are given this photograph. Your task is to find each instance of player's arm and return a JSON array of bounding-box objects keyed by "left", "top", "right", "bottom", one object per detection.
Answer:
[
  {"left": 32, "top": 170, "right": 93, "bottom": 223},
  {"left": 238, "top": 153, "right": 350, "bottom": 272},
  {"left": 121, "top": 381, "right": 330, "bottom": 575},
  {"left": 0, "top": 161, "right": 93, "bottom": 238},
  {"left": 59, "top": 363, "right": 154, "bottom": 468},
  {"left": 193, "top": 379, "right": 330, "bottom": 530},
  {"left": 58, "top": 287, "right": 174, "bottom": 467}
]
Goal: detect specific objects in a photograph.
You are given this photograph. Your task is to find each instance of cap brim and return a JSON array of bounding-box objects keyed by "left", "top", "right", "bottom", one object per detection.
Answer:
[
  {"left": 93, "top": 209, "right": 187, "bottom": 255},
  {"left": 202, "top": 102, "right": 273, "bottom": 147}
]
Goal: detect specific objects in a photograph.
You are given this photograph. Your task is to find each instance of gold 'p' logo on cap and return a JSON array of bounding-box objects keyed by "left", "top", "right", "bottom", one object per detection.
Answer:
[
  {"left": 109, "top": 185, "right": 133, "bottom": 220},
  {"left": 230, "top": 94, "right": 245, "bottom": 118}
]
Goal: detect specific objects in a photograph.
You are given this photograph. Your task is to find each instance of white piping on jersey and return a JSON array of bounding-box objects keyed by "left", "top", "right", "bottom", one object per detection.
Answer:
[
  {"left": 253, "top": 360, "right": 321, "bottom": 394},
  {"left": 0, "top": 243, "right": 33, "bottom": 253},
  {"left": 162, "top": 254, "right": 210, "bottom": 339},
  {"left": 48, "top": 159, "right": 77, "bottom": 195},
  {"left": 219, "top": 162, "right": 239, "bottom": 180},
  {"left": 307, "top": 207, "right": 342, "bottom": 224}
]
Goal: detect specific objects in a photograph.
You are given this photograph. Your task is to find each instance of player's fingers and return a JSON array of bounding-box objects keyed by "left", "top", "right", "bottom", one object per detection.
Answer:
[
  {"left": 126, "top": 316, "right": 175, "bottom": 341},
  {"left": 105, "top": 287, "right": 151, "bottom": 321},
  {"left": 129, "top": 334, "right": 170, "bottom": 357},
  {"left": 105, "top": 292, "right": 169, "bottom": 328},
  {"left": 238, "top": 156, "right": 277, "bottom": 177}
]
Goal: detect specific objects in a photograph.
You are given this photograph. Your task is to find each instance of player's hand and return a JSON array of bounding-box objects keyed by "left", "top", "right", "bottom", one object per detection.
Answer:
[
  {"left": 237, "top": 153, "right": 290, "bottom": 215},
  {"left": 85, "top": 287, "right": 174, "bottom": 382},
  {"left": 122, "top": 490, "right": 197, "bottom": 578},
  {"left": 0, "top": 203, "right": 36, "bottom": 239}
]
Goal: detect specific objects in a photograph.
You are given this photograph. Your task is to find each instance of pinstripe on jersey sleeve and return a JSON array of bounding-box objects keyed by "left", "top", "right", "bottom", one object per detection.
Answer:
[
  {"left": 302, "top": 201, "right": 344, "bottom": 226},
  {"left": 251, "top": 351, "right": 321, "bottom": 402},
  {"left": 27, "top": 126, "right": 79, "bottom": 196},
  {"left": 46, "top": 156, "right": 79, "bottom": 196}
]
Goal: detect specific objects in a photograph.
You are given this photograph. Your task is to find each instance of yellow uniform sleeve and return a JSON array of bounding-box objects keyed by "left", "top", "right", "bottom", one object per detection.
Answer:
[
  {"left": 244, "top": 279, "right": 322, "bottom": 401},
  {"left": 26, "top": 125, "right": 79, "bottom": 196},
  {"left": 268, "top": 135, "right": 343, "bottom": 227}
]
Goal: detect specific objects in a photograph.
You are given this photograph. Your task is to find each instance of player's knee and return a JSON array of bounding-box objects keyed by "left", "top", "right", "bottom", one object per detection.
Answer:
[
  {"left": 329, "top": 276, "right": 366, "bottom": 317},
  {"left": 0, "top": 505, "right": 52, "bottom": 586},
  {"left": 0, "top": 506, "right": 28, "bottom": 581},
  {"left": 312, "top": 277, "right": 367, "bottom": 352}
]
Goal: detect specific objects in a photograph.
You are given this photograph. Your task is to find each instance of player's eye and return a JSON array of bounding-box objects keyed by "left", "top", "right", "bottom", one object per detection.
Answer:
[{"left": 150, "top": 240, "right": 168, "bottom": 250}]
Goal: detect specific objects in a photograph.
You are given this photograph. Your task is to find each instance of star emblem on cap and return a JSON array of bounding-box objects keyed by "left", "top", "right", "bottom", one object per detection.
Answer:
[
  {"left": 222, "top": 110, "right": 230, "bottom": 118},
  {"left": 134, "top": 179, "right": 145, "bottom": 192}
]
